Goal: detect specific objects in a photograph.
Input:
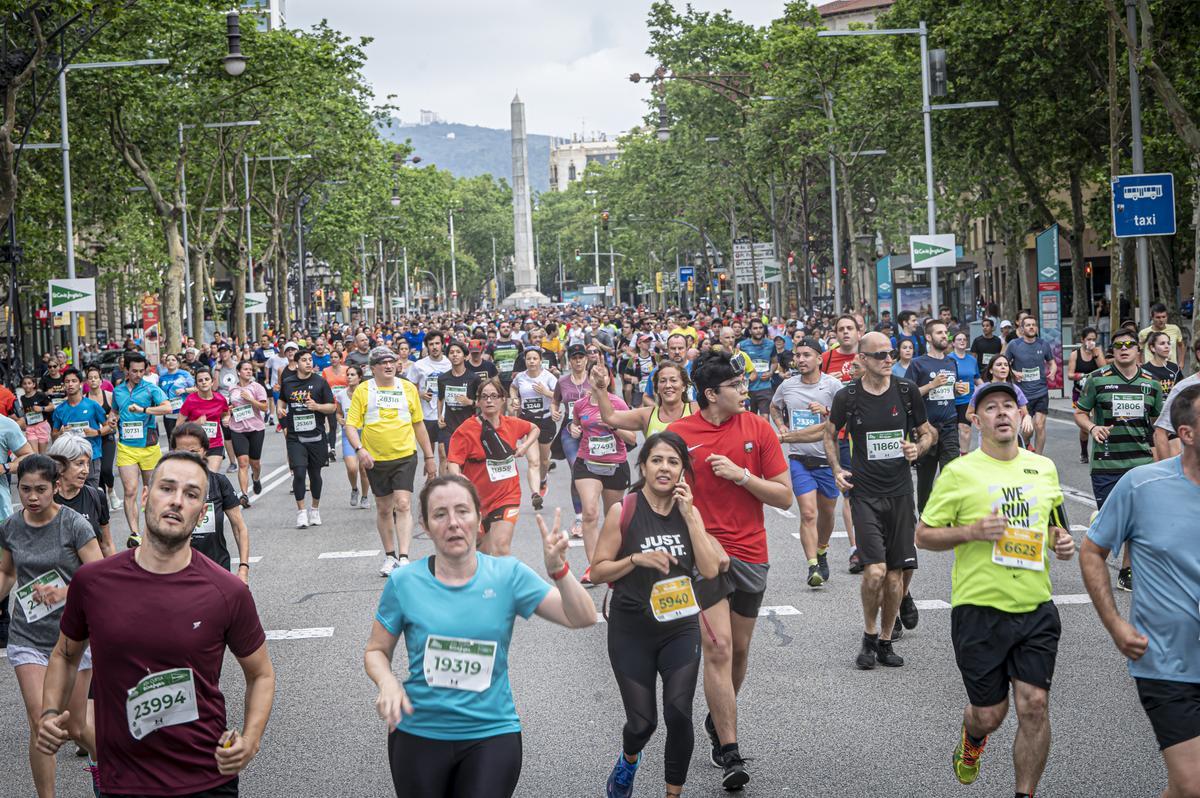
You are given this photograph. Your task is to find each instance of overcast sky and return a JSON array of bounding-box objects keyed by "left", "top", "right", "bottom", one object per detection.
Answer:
[{"left": 286, "top": 1, "right": 792, "bottom": 138}]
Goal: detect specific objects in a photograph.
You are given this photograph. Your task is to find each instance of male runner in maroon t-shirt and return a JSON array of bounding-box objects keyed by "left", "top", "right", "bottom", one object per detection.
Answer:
[{"left": 38, "top": 451, "right": 275, "bottom": 797}]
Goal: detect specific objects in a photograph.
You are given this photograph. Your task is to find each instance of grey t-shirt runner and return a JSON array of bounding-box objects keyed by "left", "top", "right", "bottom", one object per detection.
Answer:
[
  {"left": 1005, "top": 337, "right": 1053, "bottom": 399},
  {"left": 771, "top": 372, "right": 844, "bottom": 459},
  {"left": 0, "top": 506, "right": 95, "bottom": 652}
]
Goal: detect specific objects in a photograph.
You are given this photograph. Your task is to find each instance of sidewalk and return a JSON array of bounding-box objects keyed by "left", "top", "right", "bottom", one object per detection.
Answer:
[{"left": 1048, "top": 395, "right": 1074, "bottom": 421}]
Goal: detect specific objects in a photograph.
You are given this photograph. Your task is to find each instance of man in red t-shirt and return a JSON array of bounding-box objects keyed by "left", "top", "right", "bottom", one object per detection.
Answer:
[
  {"left": 38, "top": 451, "right": 275, "bottom": 797},
  {"left": 668, "top": 350, "right": 791, "bottom": 790},
  {"left": 446, "top": 377, "right": 541, "bottom": 556},
  {"left": 820, "top": 314, "right": 863, "bottom": 573}
]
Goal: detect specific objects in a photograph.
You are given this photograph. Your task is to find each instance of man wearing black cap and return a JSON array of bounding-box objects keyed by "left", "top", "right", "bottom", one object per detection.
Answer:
[
  {"left": 770, "top": 337, "right": 845, "bottom": 587},
  {"left": 916, "top": 380, "right": 1074, "bottom": 796}
]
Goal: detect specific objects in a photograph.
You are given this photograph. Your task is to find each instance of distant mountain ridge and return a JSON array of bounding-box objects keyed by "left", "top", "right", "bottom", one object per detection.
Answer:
[{"left": 380, "top": 120, "right": 555, "bottom": 193}]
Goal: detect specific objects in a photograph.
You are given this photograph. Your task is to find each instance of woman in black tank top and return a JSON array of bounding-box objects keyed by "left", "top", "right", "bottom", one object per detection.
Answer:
[
  {"left": 589, "top": 432, "right": 725, "bottom": 797},
  {"left": 1068, "top": 328, "right": 1105, "bottom": 463},
  {"left": 85, "top": 365, "right": 118, "bottom": 501}
]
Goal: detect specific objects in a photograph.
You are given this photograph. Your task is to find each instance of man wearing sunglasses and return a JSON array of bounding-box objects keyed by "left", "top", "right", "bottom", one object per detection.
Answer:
[
  {"left": 1073, "top": 327, "right": 1163, "bottom": 592},
  {"left": 825, "top": 332, "right": 936, "bottom": 670}
]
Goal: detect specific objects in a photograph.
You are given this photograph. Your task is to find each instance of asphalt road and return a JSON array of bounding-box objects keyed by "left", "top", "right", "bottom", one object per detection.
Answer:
[{"left": 0, "top": 411, "right": 1166, "bottom": 798}]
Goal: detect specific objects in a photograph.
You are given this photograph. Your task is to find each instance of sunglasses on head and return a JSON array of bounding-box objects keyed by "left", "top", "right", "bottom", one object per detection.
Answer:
[{"left": 861, "top": 349, "right": 898, "bottom": 361}]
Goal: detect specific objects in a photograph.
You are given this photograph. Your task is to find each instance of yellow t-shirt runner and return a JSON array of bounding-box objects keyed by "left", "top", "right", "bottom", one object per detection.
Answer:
[
  {"left": 346, "top": 379, "right": 424, "bottom": 461},
  {"left": 920, "top": 448, "right": 1066, "bottom": 614}
]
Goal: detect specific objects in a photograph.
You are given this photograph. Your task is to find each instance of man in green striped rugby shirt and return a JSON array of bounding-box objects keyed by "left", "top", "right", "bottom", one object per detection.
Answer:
[{"left": 1073, "top": 327, "right": 1163, "bottom": 592}]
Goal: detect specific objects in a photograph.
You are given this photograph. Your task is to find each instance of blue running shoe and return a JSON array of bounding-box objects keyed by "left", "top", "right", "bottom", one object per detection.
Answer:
[{"left": 606, "top": 752, "right": 640, "bottom": 798}]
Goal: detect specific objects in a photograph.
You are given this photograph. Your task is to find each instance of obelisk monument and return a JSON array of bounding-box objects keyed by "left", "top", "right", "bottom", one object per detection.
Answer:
[{"left": 503, "top": 92, "right": 549, "bottom": 307}]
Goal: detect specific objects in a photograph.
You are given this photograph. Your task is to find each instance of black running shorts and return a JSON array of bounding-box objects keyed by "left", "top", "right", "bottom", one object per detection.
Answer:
[
  {"left": 850, "top": 493, "right": 918, "bottom": 570},
  {"left": 365, "top": 453, "right": 418, "bottom": 496},
  {"left": 951, "top": 601, "right": 1061, "bottom": 708},
  {"left": 1136, "top": 677, "right": 1200, "bottom": 750},
  {"left": 694, "top": 557, "right": 769, "bottom": 618}
]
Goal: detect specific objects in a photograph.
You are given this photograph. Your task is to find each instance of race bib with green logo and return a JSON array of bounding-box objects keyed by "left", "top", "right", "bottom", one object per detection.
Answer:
[
  {"left": 126, "top": 668, "right": 199, "bottom": 740},
  {"left": 424, "top": 635, "right": 496, "bottom": 692},
  {"left": 865, "top": 429, "right": 904, "bottom": 460}
]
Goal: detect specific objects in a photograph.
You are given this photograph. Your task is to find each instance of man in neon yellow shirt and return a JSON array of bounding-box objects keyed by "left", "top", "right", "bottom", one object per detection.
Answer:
[
  {"left": 916, "top": 382, "right": 1076, "bottom": 797},
  {"left": 346, "top": 346, "right": 436, "bottom": 576}
]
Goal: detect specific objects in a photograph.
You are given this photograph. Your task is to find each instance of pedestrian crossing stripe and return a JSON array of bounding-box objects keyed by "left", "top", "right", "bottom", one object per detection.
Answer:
[{"left": 231, "top": 556, "right": 263, "bottom": 565}]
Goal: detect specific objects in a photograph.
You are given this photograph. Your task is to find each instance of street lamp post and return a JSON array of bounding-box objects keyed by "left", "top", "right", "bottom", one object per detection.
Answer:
[
  {"left": 55, "top": 58, "right": 169, "bottom": 362},
  {"left": 585, "top": 190, "right": 600, "bottom": 287},
  {"left": 448, "top": 208, "right": 459, "bottom": 311},
  {"left": 818, "top": 23, "right": 997, "bottom": 313}
]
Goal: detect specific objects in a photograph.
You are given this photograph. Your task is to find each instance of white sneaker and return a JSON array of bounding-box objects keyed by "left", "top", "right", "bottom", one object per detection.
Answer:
[
  {"left": 359, "top": 495, "right": 371, "bottom": 509},
  {"left": 380, "top": 555, "right": 400, "bottom": 577},
  {"left": 350, "top": 489, "right": 360, "bottom": 507},
  {"left": 296, "top": 510, "right": 309, "bottom": 529},
  {"left": 109, "top": 492, "right": 124, "bottom": 511},
  {"left": 308, "top": 508, "right": 322, "bottom": 526},
  {"left": 397, "top": 555, "right": 410, "bottom": 568}
]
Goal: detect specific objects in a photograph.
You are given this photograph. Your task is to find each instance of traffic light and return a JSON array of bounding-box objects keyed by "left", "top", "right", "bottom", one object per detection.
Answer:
[
  {"left": 686, "top": 277, "right": 694, "bottom": 292},
  {"left": 352, "top": 280, "right": 360, "bottom": 295},
  {"left": 718, "top": 272, "right": 728, "bottom": 290},
  {"left": 787, "top": 251, "right": 795, "bottom": 267},
  {"left": 840, "top": 266, "right": 848, "bottom": 278},
  {"left": 1085, "top": 261, "right": 1093, "bottom": 277},
  {"left": 601, "top": 210, "right": 610, "bottom": 230},
  {"left": 574, "top": 248, "right": 581, "bottom": 262},
  {"left": 810, "top": 263, "right": 818, "bottom": 277}
]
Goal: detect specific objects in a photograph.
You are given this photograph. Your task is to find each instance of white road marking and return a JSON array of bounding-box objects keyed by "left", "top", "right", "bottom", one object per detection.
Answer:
[
  {"left": 790, "top": 531, "right": 849, "bottom": 540},
  {"left": 264, "top": 627, "right": 335, "bottom": 640},
  {"left": 773, "top": 507, "right": 797, "bottom": 519},
  {"left": 246, "top": 463, "right": 291, "bottom": 505},
  {"left": 914, "top": 598, "right": 952, "bottom": 610},
  {"left": 0, "top": 649, "right": 6, "bottom": 659},
  {"left": 230, "top": 556, "right": 263, "bottom": 565},
  {"left": 1070, "top": 524, "right": 1089, "bottom": 533},
  {"left": 318, "top": 549, "right": 381, "bottom": 559},
  {"left": 1061, "top": 484, "right": 1097, "bottom": 510},
  {"left": 1052, "top": 593, "right": 1093, "bottom": 605},
  {"left": 592, "top": 605, "right": 802, "bottom": 624}
]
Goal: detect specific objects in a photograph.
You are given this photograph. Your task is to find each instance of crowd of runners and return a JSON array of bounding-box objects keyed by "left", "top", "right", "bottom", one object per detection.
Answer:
[{"left": 0, "top": 299, "right": 1197, "bottom": 798}]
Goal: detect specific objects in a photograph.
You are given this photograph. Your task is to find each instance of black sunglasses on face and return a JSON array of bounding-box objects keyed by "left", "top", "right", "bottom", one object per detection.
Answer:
[{"left": 861, "top": 349, "right": 898, "bottom": 361}]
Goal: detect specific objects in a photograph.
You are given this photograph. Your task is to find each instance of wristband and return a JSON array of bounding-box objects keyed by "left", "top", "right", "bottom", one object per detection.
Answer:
[
  {"left": 549, "top": 562, "right": 570, "bottom": 581},
  {"left": 238, "top": 563, "right": 250, "bottom": 570},
  {"left": 736, "top": 467, "right": 751, "bottom": 486}
]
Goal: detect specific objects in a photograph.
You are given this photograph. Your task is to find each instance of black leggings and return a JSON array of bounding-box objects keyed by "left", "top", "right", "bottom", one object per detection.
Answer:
[
  {"left": 98, "top": 435, "right": 116, "bottom": 491},
  {"left": 607, "top": 608, "right": 701, "bottom": 786},
  {"left": 286, "top": 437, "right": 326, "bottom": 502},
  {"left": 388, "top": 730, "right": 521, "bottom": 798},
  {"left": 163, "top": 416, "right": 178, "bottom": 441}
]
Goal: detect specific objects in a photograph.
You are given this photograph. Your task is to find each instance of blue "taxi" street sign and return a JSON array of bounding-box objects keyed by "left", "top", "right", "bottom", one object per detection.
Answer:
[{"left": 1111, "top": 173, "right": 1176, "bottom": 237}]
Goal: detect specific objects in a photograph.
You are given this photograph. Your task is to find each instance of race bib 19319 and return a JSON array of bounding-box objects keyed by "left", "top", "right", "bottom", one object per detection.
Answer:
[{"left": 424, "top": 635, "right": 496, "bottom": 692}]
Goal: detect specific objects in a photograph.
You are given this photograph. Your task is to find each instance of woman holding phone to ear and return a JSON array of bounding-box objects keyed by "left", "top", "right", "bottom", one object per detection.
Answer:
[{"left": 589, "top": 431, "right": 726, "bottom": 798}]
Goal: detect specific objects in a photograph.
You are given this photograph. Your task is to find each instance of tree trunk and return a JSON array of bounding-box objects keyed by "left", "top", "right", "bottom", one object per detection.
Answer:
[
  {"left": 1107, "top": 14, "right": 1124, "bottom": 339},
  {"left": 189, "top": 248, "right": 204, "bottom": 342},
  {"left": 1120, "top": 239, "right": 1136, "bottom": 320},
  {"left": 162, "top": 222, "right": 185, "bottom": 350},
  {"left": 997, "top": 216, "right": 1021, "bottom": 322},
  {"left": 232, "top": 255, "right": 246, "bottom": 344},
  {"left": 1191, "top": 155, "right": 1200, "bottom": 368},
  {"left": 1069, "top": 170, "right": 1089, "bottom": 330},
  {"left": 1150, "top": 236, "right": 1176, "bottom": 319}
]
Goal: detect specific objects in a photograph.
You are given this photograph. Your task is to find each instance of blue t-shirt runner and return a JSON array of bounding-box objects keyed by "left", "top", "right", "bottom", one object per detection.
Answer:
[
  {"left": 113, "top": 380, "right": 168, "bottom": 448},
  {"left": 738, "top": 338, "right": 776, "bottom": 393},
  {"left": 374, "top": 552, "right": 550, "bottom": 740},
  {"left": 1087, "top": 457, "right": 1200, "bottom": 684},
  {"left": 949, "top": 352, "right": 980, "bottom": 409},
  {"left": 906, "top": 354, "right": 960, "bottom": 426},
  {"left": 51, "top": 396, "right": 107, "bottom": 460},
  {"left": 1006, "top": 337, "right": 1053, "bottom": 400}
]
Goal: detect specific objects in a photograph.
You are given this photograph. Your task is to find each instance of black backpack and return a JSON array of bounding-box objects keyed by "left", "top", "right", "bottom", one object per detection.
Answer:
[{"left": 843, "top": 377, "right": 917, "bottom": 438}]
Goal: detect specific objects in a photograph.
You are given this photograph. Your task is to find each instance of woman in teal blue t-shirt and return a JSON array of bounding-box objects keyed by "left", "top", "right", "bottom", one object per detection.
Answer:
[
  {"left": 949, "top": 331, "right": 982, "bottom": 453},
  {"left": 364, "top": 475, "right": 596, "bottom": 798}
]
